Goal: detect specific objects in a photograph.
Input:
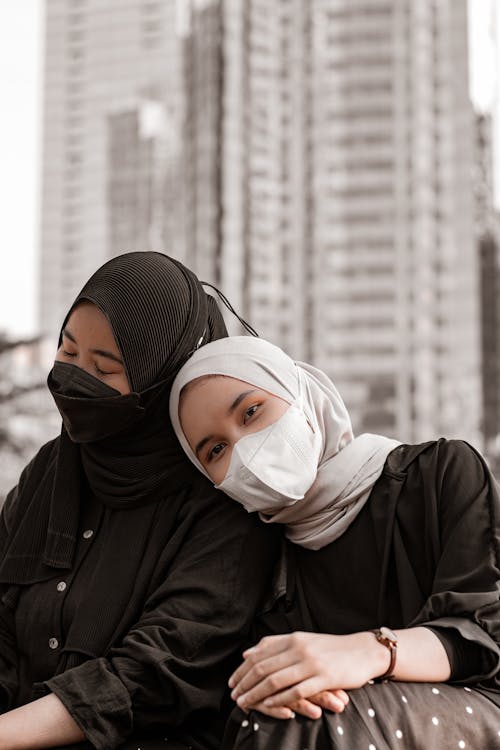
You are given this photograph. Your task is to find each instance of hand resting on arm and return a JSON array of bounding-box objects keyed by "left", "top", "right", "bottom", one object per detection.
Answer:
[{"left": 229, "top": 627, "right": 451, "bottom": 719}]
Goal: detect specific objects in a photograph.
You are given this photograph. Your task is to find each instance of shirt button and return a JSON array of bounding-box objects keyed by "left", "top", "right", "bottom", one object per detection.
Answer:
[
  {"left": 48, "top": 637, "right": 59, "bottom": 650},
  {"left": 82, "top": 529, "right": 94, "bottom": 540},
  {"left": 56, "top": 581, "right": 67, "bottom": 592}
]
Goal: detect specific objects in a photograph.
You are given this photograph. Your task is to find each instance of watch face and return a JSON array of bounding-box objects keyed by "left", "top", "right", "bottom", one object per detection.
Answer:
[{"left": 379, "top": 626, "right": 398, "bottom": 643}]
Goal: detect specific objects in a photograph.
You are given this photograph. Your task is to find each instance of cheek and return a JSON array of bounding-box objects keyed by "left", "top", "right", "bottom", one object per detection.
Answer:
[
  {"left": 109, "top": 373, "right": 131, "bottom": 395},
  {"left": 270, "top": 399, "right": 291, "bottom": 421},
  {"left": 210, "top": 451, "right": 233, "bottom": 486}
]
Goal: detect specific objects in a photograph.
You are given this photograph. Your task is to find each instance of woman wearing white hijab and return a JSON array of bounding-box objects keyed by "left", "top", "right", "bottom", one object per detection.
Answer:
[{"left": 170, "top": 336, "right": 500, "bottom": 749}]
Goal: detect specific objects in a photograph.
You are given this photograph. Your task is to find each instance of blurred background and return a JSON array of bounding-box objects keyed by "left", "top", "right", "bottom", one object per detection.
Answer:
[{"left": 1, "top": 0, "right": 500, "bottom": 499}]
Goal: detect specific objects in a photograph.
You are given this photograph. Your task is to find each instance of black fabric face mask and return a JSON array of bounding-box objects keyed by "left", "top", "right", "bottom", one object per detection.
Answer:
[{"left": 48, "top": 361, "right": 145, "bottom": 443}]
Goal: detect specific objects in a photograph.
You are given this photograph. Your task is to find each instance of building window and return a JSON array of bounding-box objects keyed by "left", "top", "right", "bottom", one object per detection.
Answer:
[
  {"left": 64, "top": 220, "right": 79, "bottom": 236},
  {"left": 69, "top": 12, "right": 85, "bottom": 25},
  {"left": 68, "top": 30, "right": 85, "bottom": 44}
]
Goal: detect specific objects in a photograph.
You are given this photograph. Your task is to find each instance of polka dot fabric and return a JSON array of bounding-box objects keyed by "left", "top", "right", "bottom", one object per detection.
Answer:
[{"left": 223, "top": 682, "right": 500, "bottom": 749}]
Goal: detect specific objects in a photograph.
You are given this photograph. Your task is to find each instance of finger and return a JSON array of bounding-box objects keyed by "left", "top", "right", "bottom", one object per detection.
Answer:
[
  {"left": 231, "top": 650, "right": 301, "bottom": 700},
  {"left": 229, "top": 636, "right": 291, "bottom": 689},
  {"left": 262, "top": 676, "right": 327, "bottom": 708},
  {"left": 311, "top": 689, "right": 349, "bottom": 707},
  {"left": 309, "top": 690, "right": 347, "bottom": 714},
  {"left": 334, "top": 689, "right": 349, "bottom": 705},
  {"left": 237, "top": 664, "right": 313, "bottom": 709},
  {"left": 228, "top": 659, "right": 253, "bottom": 690},
  {"left": 288, "top": 698, "right": 322, "bottom": 720},
  {"left": 249, "top": 702, "right": 296, "bottom": 720},
  {"left": 242, "top": 634, "right": 291, "bottom": 661}
]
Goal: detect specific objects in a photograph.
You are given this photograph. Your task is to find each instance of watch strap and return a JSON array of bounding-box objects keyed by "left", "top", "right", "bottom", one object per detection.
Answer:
[{"left": 372, "top": 627, "right": 397, "bottom": 681}]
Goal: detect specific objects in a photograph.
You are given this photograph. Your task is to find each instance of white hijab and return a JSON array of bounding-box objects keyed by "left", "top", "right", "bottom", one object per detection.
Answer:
[{"left": 169, "top": 336, "right": 400, "bottom": 550}]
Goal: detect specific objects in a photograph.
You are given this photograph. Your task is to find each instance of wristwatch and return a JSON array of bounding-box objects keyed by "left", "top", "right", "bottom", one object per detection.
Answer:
[{"left": 372, "top": 626, "right": 398, "bottom": 681}]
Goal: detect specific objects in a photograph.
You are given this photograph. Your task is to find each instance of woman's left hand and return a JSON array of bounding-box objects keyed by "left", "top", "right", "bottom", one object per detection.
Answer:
[
  {"left": 229, "top": 631, "right": 388, "bottom": 710},
  {"left": 294, "top": 688, "right": 350, "bottom": 717},
  {"left": 249, "top": 688, "right": 350, "bottom": 720}
]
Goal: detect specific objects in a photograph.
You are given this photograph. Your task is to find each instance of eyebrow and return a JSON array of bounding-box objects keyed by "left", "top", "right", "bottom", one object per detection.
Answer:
[
  {"left": 228, "top": 389, "right": 258, "bottom": 414},
  {"left": 194, "top": 389, "right": 258, "bottom": 458},
  {"left": 62, "top": 327, "right": 124, "bottom": 365}
]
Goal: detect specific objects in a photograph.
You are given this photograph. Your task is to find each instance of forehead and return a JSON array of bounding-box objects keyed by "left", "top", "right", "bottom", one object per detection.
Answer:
[
  {"left": 64, "top": 302, "right": 117, "bottom": 345},
  {"left": 66, "top": 301, "right": 106, "bottom": 326},
  {"left": 182, "top": 374, "right": 256, "bottom": 403},
  {"left": 179, "top": 376, "right": 249, "bottom": 440},
  {"left": 179, "top": 375, "right": 292, "bottom": 426}
]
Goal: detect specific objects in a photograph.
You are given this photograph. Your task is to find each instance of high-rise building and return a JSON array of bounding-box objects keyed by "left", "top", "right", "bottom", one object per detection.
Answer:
[
  {"left": 40, "top": 0, "right": 221, "bottom": 337},
  {"left": 475, "top": 113, "right": 500, "bottom": 452},
  {"left": 479, "top": 229, "right": 500, "bottom": 445},
  {"left": 176, "top": 0, "right": 223, "bottom": 286},
  {"left": 40, "top": 0, "right": 482, "bottom": 444},
  {"left": 221, "top": 0, "right": 481, "bottom": 444},
  {"left": 220, "top": 0, "right": 314, "bottom": 359}
]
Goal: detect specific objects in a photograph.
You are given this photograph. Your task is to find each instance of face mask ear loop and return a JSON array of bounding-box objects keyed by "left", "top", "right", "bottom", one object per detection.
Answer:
[{"left": 201, "top": 282, "right": 260, "bottom": 338}]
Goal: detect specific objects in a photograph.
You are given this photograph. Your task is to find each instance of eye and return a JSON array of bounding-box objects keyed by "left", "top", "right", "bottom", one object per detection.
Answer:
[
  {"left": 243, "top": 404, "right": 260, "bottom": 422},
  {"left": 207, "top": 442, "right": 226, "bottom": 462},
  {"left": 62, "top": 349, "right": 77, "bottom": 358},
  {"left": 94, "top": 363, "right": 114, "bottom": 376}
]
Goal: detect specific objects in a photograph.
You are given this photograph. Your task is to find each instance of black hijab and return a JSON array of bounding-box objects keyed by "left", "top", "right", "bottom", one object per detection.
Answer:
[{"left": 0, "top": 251, "right": 227, "bottom": 582}]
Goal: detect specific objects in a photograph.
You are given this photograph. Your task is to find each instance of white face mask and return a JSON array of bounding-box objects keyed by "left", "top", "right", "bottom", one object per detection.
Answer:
[{"left": 215, "top": 399, "right": 323, "bottom": 513}]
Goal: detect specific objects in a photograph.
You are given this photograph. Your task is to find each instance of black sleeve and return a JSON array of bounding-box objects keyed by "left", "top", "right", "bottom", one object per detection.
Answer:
[
  {"left": 0, "top": 450, "right": 46, "bottom": 710},
  {"left": 412, "top": 440, "right": 500, "bottom": 686},
  {"left": 45, "top": 494, "right": 279, "bottom": 749},
  {"left": 426, "top": 626, "right": 489, "bottom": 681}
]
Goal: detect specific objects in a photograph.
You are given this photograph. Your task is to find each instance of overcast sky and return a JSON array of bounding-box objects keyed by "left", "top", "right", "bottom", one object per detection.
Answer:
[{"left": 0, "top": 0, "right": 498, "bottom": 338}]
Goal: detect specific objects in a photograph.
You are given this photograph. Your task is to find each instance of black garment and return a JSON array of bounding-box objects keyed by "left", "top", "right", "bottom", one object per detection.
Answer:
[
  {"left": 225, "top": 682, "right": 500, "bottom": 749},
  {"left": 224, "top": 439, "right": 500, "bottom": 749},
  {"left": 0, "top": 438, "right": 279, "bottom": 749},
  {"left": 0, "top": 252, "right": 280, "bottom": 749},
  {"left": 1, "top": 252, "right": 229, "bottom": 585}
]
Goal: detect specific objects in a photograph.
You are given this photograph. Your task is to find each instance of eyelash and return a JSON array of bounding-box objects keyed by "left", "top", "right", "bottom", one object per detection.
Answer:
[
  {"left": 244, "top": 404, "right": 259, "bottom": 422},
  {"left": 95, "top": 364, "right": 111, "bottom": 376},
  {"left": 206, "top": 403, "right": 262, "bottom": 463},
  {"left": 207, "top": 443, "right": 225, "bottom": 462}
]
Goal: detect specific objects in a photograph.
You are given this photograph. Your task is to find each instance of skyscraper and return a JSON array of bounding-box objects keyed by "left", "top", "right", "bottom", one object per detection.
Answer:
[
  {"left": 476, "top": 113, "right": 500, "bottom": 453},
  {"left": 40, "top": 0, "right": 221, "bottom": 337},
  {"left": 221, "top": 0, "right": 481, "bottom": 443},
  {"left": 40, "top": 0, "right": 482, "bottom": 444}
]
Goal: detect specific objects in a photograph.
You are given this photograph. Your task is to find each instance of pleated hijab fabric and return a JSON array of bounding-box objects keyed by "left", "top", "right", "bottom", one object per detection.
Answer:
[
  {"left": 0, "top": 252, "right": 227, "bottom": 583},
  {"left": 70, "top": 251, "right": 219, "bottom": 391},
  {"left": 170, "top": 336, "right": 400, "bottom": 550}
]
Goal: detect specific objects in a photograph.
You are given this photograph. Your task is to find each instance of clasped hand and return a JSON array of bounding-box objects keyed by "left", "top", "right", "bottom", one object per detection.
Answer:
[{"left": 229, "top": 631, "right": 383, "bottom": 720}]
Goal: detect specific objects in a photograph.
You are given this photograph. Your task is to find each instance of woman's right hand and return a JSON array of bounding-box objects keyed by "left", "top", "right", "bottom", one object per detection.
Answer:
[
  {"left": 229, "top": 631, "right": 382, "bottom": 713},
  {"left": 231, "top": 627, "right": 451, "bottom": 718}
]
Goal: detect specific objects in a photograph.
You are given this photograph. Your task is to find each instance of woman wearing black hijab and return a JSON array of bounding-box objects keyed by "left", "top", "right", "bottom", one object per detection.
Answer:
[{"left": 0, "top": 252, "right": 278, "bottom": 749}]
